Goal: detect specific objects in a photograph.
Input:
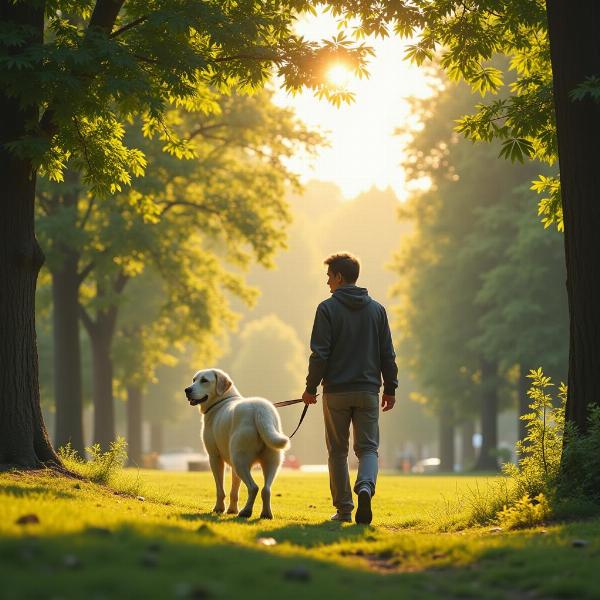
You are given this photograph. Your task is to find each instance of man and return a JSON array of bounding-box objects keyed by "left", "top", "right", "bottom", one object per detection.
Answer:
[{"left": 302, "top": 252, "right": 398, "bottom": 525}]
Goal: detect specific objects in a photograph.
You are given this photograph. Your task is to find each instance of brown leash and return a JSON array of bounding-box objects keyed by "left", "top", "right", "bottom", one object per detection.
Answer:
[{"left": 273, "top": 395, "right": 318, "bottom": 439}]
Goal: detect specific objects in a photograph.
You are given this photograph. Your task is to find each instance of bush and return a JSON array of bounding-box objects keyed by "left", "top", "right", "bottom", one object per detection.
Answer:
[
  {"left": 558, "top": 405, "right": 600, "bottom": 505},
  {"left": 461, "top": 369, "right": 564, "bottom": 529},
  {"left": 59, "top": 437, "right": 128, "bottom": 485},
  {"left": 502, "top": 368, "right": 565, "bottom": 501},
  {"left": 491, "top": 368, "right": 600, "bottom": 527},
  {"left": 497, "top": 493, "right": 551, "bottom": 530}
]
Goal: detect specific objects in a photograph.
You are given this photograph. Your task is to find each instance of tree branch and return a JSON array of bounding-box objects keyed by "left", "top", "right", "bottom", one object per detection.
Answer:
[
  {"left": 78, "top": 303, "right": 96, "bottom": 336},
  {"left": 77, "top": 261, "right": 96, "bottom": 285},
  {"left": 110, "top": 15, "right": 148, "bottom": 38},
  {"left": 113, "top": 270, "right": 129, "bottom": 294},
  {"left": 158, "top": 200, "right": 221, "bottom": 217},
  {"left": 77, "top": 194, "right": 96, "bottom": 231}
]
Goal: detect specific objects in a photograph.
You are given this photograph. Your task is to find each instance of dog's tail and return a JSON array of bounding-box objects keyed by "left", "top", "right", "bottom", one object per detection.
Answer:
[{"left": 255, "top": 404, "right": 290, "bottom": 451}]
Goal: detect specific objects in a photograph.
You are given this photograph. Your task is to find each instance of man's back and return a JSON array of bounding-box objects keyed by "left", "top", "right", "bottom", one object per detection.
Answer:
[{"left": 306, "top": 285, "right": 398, "bottom": 395}]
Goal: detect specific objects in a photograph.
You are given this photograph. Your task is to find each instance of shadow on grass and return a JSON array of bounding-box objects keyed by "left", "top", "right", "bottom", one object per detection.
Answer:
[
  {"left": 1, "top": 519, "right": 599, "bottom": 599},
  {"left": 0, "top": 523, "right": 420, "bottom": 600},
  {"left": 256, "top": 520, "right": 375, "bottom": 548},
  {"left": 178, "top": 512, "right": 261, "bottom": 526},
  {"left": 0, "top": 484, "right": 76, "bottom": 500}
]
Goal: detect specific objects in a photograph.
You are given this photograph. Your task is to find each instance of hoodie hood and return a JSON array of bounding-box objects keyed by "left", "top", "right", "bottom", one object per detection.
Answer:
[{"left": 332, "top": 285, "right": 372, "bottom": 310}]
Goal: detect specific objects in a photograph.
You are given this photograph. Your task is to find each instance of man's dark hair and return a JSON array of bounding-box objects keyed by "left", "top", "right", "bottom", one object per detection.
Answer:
[{"left": 324, "top": 252, "right": 360, "bottom": 283}]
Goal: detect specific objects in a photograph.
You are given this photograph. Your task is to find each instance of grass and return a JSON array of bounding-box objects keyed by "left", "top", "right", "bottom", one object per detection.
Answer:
[{"left": 2, "top": 468, "right": 600, "bottom": 599}]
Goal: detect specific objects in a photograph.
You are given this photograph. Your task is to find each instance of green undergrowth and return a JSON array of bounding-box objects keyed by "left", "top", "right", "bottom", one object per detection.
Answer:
[
  {"left": 468, "top": 369, "right": 600, "bottom": 532},
  {"left": 2, "top": 469, "right": 600, "bottom": 599}
]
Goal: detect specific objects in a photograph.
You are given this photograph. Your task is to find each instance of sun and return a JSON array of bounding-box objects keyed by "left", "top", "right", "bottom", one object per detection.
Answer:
[{"left": 326, "top": 63, "right": 352, "bottom": 87}]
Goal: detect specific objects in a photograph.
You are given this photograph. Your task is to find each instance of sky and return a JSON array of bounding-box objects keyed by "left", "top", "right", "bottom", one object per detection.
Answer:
[{"left": 273, "top": 11, "right": 436, "bottom": 201}]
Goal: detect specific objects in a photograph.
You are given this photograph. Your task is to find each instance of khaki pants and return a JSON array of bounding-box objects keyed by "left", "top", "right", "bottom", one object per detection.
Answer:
[{"left": 323, "top": 391, "right": 379, "bottom": 514}]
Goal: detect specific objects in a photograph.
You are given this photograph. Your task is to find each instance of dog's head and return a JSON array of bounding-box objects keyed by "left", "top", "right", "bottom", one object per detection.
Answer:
[{"left": 184, "top": 368, "right": 233, "bottom": 413}]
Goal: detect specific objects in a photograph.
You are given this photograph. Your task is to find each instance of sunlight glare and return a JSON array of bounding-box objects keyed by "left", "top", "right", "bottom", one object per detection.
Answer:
[{"left": 327, "top": 63, "right": 352, "bottom": 87}]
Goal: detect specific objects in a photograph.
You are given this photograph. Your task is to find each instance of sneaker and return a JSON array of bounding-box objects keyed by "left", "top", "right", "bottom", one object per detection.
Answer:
[
  {"left": 330, "top": 512, "right": 352, "bottom": 522},
  {"left": 355, "top": 488, "right": 372, "bottom": 525}
]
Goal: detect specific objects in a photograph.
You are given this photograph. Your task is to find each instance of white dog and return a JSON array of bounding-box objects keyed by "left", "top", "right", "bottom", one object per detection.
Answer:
[{"left": 184, "top": 368, "right": 290, "bottom": 519}]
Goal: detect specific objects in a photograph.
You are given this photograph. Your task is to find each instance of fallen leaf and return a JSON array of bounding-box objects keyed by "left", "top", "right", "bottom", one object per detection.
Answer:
[{"left": 15, "top": 514, "right": 39, "bottom": 525}]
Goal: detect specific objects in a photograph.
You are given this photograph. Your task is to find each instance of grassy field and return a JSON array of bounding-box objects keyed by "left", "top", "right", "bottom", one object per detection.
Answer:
[{"left": 2, "top": 468, "right": 600, "bottom": 599}]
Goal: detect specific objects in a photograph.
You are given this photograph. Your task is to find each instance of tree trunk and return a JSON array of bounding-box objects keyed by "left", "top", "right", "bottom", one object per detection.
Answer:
[
  {"left": 126, "top": 385, "right": 143, "bottom": 466},
  {"left": 0, "top": 1, "right": 59, "bottom": 468},
  {"left": 461, "top": 420, "right": 476, "bottom": 470},
  {"left": 518, "top": 369, "right": 530, "bottom": 443},
  {"left": 546, "top": 2, "right": 600, "bottom": 434},
  {"left": 51, "top": 249, "right": 84, "bottom": 454},
  {"left": 438, "top": 403, "right": 455, "bottom": 472},
  {"left": 89, "top": 331, "right": 115, "bottom": 449},
  {"left": 149, "top": 422, "right": 164, "bottom": 455},
  {"left": 474, "top": 360, "right": 499, "bottom": 471}
]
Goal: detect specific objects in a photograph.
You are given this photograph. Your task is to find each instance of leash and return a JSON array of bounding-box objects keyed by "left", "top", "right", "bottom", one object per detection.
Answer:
[{"left": 273, "top": 395, "right": 318, "bottom": 439}]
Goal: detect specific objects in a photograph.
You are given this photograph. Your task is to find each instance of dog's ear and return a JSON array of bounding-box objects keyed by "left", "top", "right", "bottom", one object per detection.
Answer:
[{"left": 214, "top": 370, "right": 232, "bottom": 396}]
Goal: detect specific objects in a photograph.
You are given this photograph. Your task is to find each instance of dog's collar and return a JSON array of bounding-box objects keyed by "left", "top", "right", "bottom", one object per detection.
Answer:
[{"left": 204, "top": 394, "right": 238, "bottom": 415}]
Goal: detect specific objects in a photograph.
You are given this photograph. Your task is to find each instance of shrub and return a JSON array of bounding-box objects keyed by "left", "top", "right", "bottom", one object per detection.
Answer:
[
  {"left": 558, "top": 405, "right": 600, "bottom": 505},
  {"left": 59, "top": 437, "right": 128, "bottom": 485},
  {"left": 502, "top": 368, "right": 565, "bottom": 501},
  {"left": 497, "top": 493, "right": 551, "bottom": 530}
]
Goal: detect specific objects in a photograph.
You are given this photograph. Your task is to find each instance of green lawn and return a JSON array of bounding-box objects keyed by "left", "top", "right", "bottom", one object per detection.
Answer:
[{"left": 1, "top": 468, "right": 599, "bottom": 599}]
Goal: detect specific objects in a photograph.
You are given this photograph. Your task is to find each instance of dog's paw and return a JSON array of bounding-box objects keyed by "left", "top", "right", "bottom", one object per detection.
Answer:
[
  {"left": 259, "top": 510, "right": 273, "bottom": 520},
  {"left": 212, "top": 505, "right": 225, "bottom": 514},
  {"left": 237, "top": 507, "right": 252, "bottom": 519},
  {"left": 226, "top": 506, "right": 238, "bottom": 514}
]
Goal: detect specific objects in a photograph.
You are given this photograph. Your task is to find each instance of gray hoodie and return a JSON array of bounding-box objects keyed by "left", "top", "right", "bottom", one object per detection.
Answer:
[{"left": 305, "top": 285, "right": 398, "bottom": 395}]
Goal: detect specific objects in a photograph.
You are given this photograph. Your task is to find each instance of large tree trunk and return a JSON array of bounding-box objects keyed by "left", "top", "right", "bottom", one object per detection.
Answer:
[
  {"left": 126, "top": 385, "right": 143, "bottom": 466},
  {"left": 461, "top": 420, "right": 476, "bottom": 470},
  {"left": 438, "top": 403, "right": 455, "bottom": 472},
  {"left": 52, "top": 248, "right": 84, "bottom": 454},
  {"left": 474, "top": 360, "right": 499, "bottom": 472},
  {"left": 0, "top": 1, "right": 59, "bottom": 468},
  {"left": 89, "top": 330, "right": 115, "bottom": 449},
  {"left": 546, "top": 2, "right": 600, "bottom": 434}
]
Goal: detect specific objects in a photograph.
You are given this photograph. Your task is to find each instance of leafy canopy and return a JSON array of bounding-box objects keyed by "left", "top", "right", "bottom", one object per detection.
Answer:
[
  {"left": 1, "top": 0, "right": 372, "bottom": 195},
  {"left": 322, "top": 0, "right": 561, "bottom": 229}
]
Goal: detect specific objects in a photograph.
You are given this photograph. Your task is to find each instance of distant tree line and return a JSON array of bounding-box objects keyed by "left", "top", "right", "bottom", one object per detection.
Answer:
[{"left": 392, "top": 77, "right": 568, "bottom": 471}]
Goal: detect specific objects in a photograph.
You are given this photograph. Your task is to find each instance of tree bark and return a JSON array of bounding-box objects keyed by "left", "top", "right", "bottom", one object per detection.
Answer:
[
  {"left": 80, "top": 276, "right": 126, "bottom": 450},
  {"left": 51, "top": 227, "right": 84, "bottom": 453},
  {"left": 546, "top": 1, "right": 600, "bottom": 434},
  {"left": 461, "top": 420, "right": 475, "bottom": 470},
  {"left": 149, "top": 422, "right": 164, "bottom": 455},
  {"left": 0, "top": 1, "right": 60, "bottom": 468},
  {"left": 126, "top": 384, "right": 143, "bottom": 466},
  {"left": 89, "top": 329, "right": 116, "bottom": 450},
  {"left": 438, "top": 403, "right": 455, "bottom": 472},
  {"left": 474, "top": 360, "right": 499, "bottom": 472}
]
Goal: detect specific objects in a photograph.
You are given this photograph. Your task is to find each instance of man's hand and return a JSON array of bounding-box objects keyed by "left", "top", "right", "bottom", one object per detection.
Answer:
[
  {"left": 302, "top": 390, "right": 318, "bottom": 405},
  {"left": 381, "top": 394, "right": 395, "bottom": 412}
]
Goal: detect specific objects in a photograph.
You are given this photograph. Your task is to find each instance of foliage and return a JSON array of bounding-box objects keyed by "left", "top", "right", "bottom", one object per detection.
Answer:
[
  {"left": 558, "top": 406, "right": 600, "bottom": 505},
  {"left": 502, "top": 368, "right": 565, "bottom": 501},
  {"left": 497, "top": 492, "right": 551, "bottom": 530},
  {"left": 1, "top": 0, "right": 372, "bottom": 197},
  {"left": 37, "top": 88, "right": 321, "bottom": 406},
  {"left": 58, "top": 437, "right": 129, "bottom": 485},
  {"left": 392, "top": 75, "right": 566, "bottom": 434},
  {"left": 323, "top": 1, "right": 560, "bottom": 228}
]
